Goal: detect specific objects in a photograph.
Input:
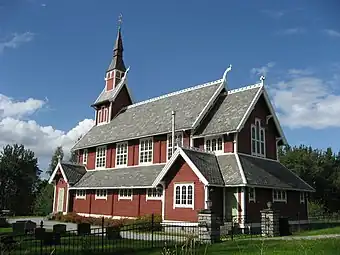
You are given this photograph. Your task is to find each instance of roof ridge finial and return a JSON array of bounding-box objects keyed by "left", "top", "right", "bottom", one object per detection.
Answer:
[
  {"left": 118, "top": 13, "right": 123, "bottom": 30},
  {"left": 222, "top": 64, "right": 232, "bottom": 85},
  {"left": 260, "top": 75, "right": 265, "bottom": 86},
  {"left": 57, "top": 155, "right": 62, "bottom": 163}
]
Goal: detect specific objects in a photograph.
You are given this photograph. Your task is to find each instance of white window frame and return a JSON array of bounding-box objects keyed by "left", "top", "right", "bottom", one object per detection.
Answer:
[
  {"left": 116, "top": 142, "right": 128, "bottom": 167},
  {"left": 204, "top": 136, "right": 223, "bottom": 154},
  {"left": 167, "top": 132, "right": 183, "bottom": 160},
  {"left": 139, "top": 137, "right": 153, "bottom": 165},
  {"left": 97, "top": 106, "right": 108, "bottom": 125},
  {"left": 146, "top": 188, "right": 163, "bottom": 200},
  {"left": 251, "top": 118, "right": 266, "bottom": 157},
  {"left": 118, "top": 189, "right": 133, "bottom": 200},
  {"left": 300, "top": 192, "right": 305, "bottom": 204},
  {"left": 273, "top": 189, "right": 287, "bottom": 203},
  {"left": 248, "top": 187, "right": 256, "bottom": 202},
  {"left": 95, "top": 146, "right": 107, "bottom": 169},
  {"left": 82, "top": 149, "right": 88, "bottom": 165},
  {"left": 95, "top": 189, "right": 107, "bottom": 200},
  {"left": 173, "top": 183, "right": 194, "bottom": 209},
  {"left": 75, "top": 190, "right": 86, "bottom": 199}
]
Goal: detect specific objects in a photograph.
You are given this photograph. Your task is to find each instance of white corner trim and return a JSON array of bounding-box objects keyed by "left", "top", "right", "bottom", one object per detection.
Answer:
[
  {"left": 241, "top": 187, "right": 246, "bottom": 217},
  {"left": 262, "top": 89, "right": 287, "bottom": 144},
  {"left": 48, "top": 162, "right": 68, "bottom": 184},
  {"left": 233, "top": 133, "right": 238, "bottom": 153},
  {"left": 235, "top": 85, "right": 264, "bottom": 132},
  {"left": 65, "top": 184, "right": 70, "bottom": 213},
  {"left": 52, "top": 183, "right": 56, "bottom": 213},
  {"left": 204, "top": 185, "right": 208, "bottom": 209},
  {"left": 191, "top": 81, "right": 224, "bottom": 130},
  {"left": 152, "top": 148, "right": 209, "bottom": 187},
  {"left": 235, "top": 154, "right": 247, "bottom": 184}
]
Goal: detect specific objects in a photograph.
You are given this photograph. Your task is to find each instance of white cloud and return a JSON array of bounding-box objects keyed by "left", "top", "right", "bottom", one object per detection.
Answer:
[
  {"left": 0, "top": 94, "right": 46, "bottom": 118},
  {"left": 0, "top": 94, "right": 94, "bottom": 174},
  {"left": 287, "top": 68, "right": 313, "bottom": 77},
  {"left": 269, "top": 66, "right": 340, "bottom": 129},
  {"left": 250, "top": 62, "right": 275, "bottom": 77},
  {"left": 323, "top": 29, "right": 340, "bottom": 38},
  {"left": 276, "top": 27, "right": 306, "bottom": 35},
  {"left": 0, "top": 32, "right": 35, "bottom": 54}
]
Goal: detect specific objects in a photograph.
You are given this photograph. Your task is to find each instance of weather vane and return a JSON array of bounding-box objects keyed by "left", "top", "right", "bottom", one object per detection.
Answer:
[{"left": 118, "top": 13, "right": 123, "bottom": 29}]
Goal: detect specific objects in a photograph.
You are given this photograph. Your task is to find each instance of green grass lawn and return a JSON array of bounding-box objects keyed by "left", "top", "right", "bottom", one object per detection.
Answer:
[
  {"left": 0, "top": 227, "right": 12, "bottom": 233},
  {"left": 135, "top": 238, "right": 340, "bottom": 255},
  {"left": 295, "top": 226, "right": 340, "bottom": 236}
]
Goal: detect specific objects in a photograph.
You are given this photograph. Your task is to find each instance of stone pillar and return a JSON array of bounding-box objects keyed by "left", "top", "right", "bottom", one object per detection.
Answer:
[
  {"left": 260, "top": 208, "right": 280, "bottom": 237},
  {"left": 198, "top": 209, "right": 220, "bottom": 244}
]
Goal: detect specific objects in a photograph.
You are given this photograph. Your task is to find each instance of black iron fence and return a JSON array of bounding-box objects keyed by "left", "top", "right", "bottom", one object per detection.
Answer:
[{"left": 0, "top": 216, "right": 200, "bottom": 255}]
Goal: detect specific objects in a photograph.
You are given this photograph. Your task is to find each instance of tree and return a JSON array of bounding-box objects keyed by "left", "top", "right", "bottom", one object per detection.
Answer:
[
  {"left": 33, "top": 180, "right": 54, "bottom": 216},
  {"left": 47, "top": 146, "right": 64, "bottom": 176},
  {"left": 0, "top": 144, "right": 41, "bottom": 215}
]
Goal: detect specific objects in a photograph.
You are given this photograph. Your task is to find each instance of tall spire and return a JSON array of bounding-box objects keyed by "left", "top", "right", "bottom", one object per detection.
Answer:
[{"left": 107, "top": 14, "right": 126, "bottom": 72}]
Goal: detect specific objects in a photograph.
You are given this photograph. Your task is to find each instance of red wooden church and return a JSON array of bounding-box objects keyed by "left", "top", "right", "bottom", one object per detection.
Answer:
[{"left": 49, "top": 26, "right": 314, "bottom": 225}]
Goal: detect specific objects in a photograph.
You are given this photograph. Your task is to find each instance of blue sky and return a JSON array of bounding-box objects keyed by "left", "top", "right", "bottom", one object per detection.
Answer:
[{"left": 0, "top": 0, "right": 340, "bottom": 173}]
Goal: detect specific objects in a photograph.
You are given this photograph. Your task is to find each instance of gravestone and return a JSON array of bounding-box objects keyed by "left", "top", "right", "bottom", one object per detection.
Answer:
[
  {"left": 35, "top": 228, "right": 46, "bottom": 240},
  {"left": 106, "top": 226, "right": 121, "bottom": 240},
  {"left": 53, "top": 224, "right": 67, "bottom": 235},
  {"left": 12, "top": 220, "right": 37, "bottom": 235},
  {"left": 43, "top": 232, "right": 61, "bottom": 246},
  {"left": 77, "top": 223, "right": 91, "bottom": 235}
]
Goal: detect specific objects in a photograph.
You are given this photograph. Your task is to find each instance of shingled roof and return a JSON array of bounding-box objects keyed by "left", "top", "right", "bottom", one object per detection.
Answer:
[
  {"left": 73, "top": 80, "right": 224, "bottom": 150},
  {"left": 60, "top": 162, "right": 87, "bottom": 185},
  {"left": 194, "top": 84, "right": 262, "bottom": 136},
  {"left": 72, "top": 164, "right": 165, "bottom": 188},
  {"left": 238, "top": 154, "right": 314, "bottom": 191}
]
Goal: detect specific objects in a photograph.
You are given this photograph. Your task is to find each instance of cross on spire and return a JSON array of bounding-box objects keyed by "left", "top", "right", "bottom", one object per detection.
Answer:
[{"left": 118, "top": 13, "right": 123, "bottom": 29}]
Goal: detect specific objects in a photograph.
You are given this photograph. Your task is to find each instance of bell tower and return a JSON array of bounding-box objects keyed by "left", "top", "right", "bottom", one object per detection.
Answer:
[{"left": 105, "top": 14, "right": 126, "bottom": 91}]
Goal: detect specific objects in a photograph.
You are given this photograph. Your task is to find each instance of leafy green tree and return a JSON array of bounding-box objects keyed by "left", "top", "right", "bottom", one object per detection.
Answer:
[
  {"left": 0, "top": 144, "right": 41, "bottom": 215},
  {"left": 33, "top": 180, "right": 54, "bottom": 216},
  {"left": 47, "top": 146, "right": 64, "bottom": 176}
]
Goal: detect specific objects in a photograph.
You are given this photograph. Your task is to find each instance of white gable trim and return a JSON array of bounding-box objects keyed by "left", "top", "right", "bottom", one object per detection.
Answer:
[
  {"left": 235, "top": 86, "right": 287, "bottom": 145},
  {"left": 48, "top": 162, "right": 69, "bottom": 184},
  {"left": 191, "top": 81, "right": 224, "bottom": 130},
  {"left": 235, "top": 153, "right": 247, "bottom": 184},
  {"left": 152, "top": 148, "right": 209, "bottom": 187}
]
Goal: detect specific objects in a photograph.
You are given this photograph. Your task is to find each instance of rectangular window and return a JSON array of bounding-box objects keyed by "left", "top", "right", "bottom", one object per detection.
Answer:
[
  {"left": 98, "top": 106, "right": 108, "bottom": 124},
  {"left": 76, "top": 190, "right": 86, "bottom": 199},
  {"left": 205, "top": 136, "right": 223, "bottom": 153},
  {"left": 95, "top": 146, "right": 106, "bottom": 169},
  {"left": 248, "top": 187, "right": 256, "bottom": 202},
  {"left": 139, "top": 138, "right": 153, "bottom": 164},
  {"left": 251, "top": 119, "right": 266, "bottom": 157},
  {"left": 146, "top": 187, "right": 163, "bottom": 200},
  {"left": 167, "top": 132, "right": 183, "bottom": 160},
  {"left": 300, "top": 192, "right": 305, "bottom": 204},
  {"left": 273, "top": 189, "right": 287, "bottom": 202},
  {"left": 116, "top": 142, "right": 128, "bottom": 166},
  {"left": 174, "top": 183, "right": 194, "bottom": 209},
  {"left": 118, "top": 189, "right": 132, "bottom": 200},
  {"left": 82, "top": 149, "right": 88, "bottom": 165},
  {"left": 95, "top": 189, "right": 107, "bottom": 200}
]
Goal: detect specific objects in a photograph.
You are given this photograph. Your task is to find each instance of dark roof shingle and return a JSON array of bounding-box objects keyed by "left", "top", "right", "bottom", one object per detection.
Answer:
[
  {"left": 61, "top": 162, "right": 87, "bottom": 185},
  {"left": 73, "top": 80, "right": 223, "bottom": 150},
  {"left": 239, "top": 154, "right": 314, "bottom": 191},
  {"left": 181, "top": 148, "right": 224, "bottom": 185},
  {"left": 73, "top": 164, "right": 165, "bottom": 188}
]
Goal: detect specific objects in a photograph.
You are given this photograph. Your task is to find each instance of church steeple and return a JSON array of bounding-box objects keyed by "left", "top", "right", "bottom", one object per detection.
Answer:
[{"left": 105, "top": 14, "right": 126, "bottom": 91}]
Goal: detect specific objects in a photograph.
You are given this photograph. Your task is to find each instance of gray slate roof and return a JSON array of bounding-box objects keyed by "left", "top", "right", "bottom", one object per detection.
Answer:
[
  {"left": 195, "top": 85, "right": 262, "bottom": 136},
  {"left": 216, "top": 154, "right": 244, "bottom": 185},
  {"left": 93, "top": 85, "right": 120, "bottom": 106},
  {"left": 73, "top": 164, "right": 165, "bottom": 188},
  {"left": 238, "top": 154, "right": 314, "bottom": 191},
  {"left": 73, "top": 80, "right": 223, "bottom": 150},
  {"left": 181, "top": 148, "right": 224, "bottom": 185},
  {"left": 60, "top": 162, "right": 87, "bottom": 185}
]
